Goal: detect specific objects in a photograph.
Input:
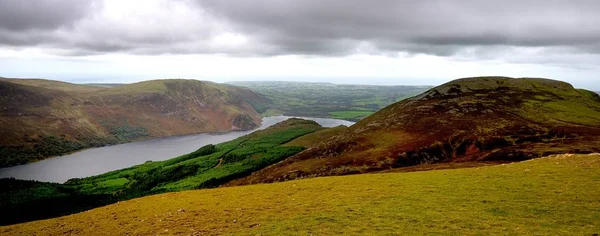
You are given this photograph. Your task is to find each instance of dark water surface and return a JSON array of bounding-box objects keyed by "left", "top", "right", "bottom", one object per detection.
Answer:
[{"left": 0, "top": 116, "right": 354, "bottom": 183}]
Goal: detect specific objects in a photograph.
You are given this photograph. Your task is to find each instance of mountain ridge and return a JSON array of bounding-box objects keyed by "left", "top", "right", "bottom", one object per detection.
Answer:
[{"left": 0, "top": 77, "right": 269, "bottom": 167}]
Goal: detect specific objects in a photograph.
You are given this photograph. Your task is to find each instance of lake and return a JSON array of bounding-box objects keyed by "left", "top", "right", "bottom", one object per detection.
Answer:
[{"left": 0, "top": 116, "right": 354, "bottom": 183}]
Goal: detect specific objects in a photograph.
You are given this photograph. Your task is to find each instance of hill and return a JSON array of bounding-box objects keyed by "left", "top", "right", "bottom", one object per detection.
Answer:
[
  {"left": 0, "top": 78, "right": 269, "bottom": 167},
  {"left": 83, "top": 83, "right": 123, "bottom": 88},
  {"left": 230, "top": 77, "right": 600, "bottom": 185},
  {"left": 228, "top": 81, "right": 430, "bottom": 121},
  {"left": 0, "top": 118, "right": 323, "bottom": 225},
  {"left": 2, "top": 153, "right": 599, "bottom": 235}
]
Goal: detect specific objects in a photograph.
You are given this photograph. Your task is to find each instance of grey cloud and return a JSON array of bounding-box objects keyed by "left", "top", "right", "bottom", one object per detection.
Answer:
[
  {"left": 198, "top": 0, "right": 600, "bottom": 55},
  {"left": 1, "top": 0, "right": 600, "bottom": 59},
  {"left": 0, "top": 0, "right": 94, "bottom": 31}
]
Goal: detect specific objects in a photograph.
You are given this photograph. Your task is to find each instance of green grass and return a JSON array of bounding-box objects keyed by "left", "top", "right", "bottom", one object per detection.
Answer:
[
  {"left": 544, "top": 101, "right": 600, "bottom": 125},
  {"left": 329, "top": 111, "right": 374, "bottom": 120},
  {"left": 522, "top": 95, "right": 600, "bottom": 126},
  {"left": 4, "top": 154, "right": 599, "bottom": 235}
]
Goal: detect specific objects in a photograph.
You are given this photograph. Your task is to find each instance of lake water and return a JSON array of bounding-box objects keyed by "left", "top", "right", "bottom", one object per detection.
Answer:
[{"left": 0, "top": 116, "right": 354, "bottom": 183}]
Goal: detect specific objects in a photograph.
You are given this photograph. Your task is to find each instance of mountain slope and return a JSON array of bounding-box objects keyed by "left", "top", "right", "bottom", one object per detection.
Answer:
[
  {"left": 3, "top": 154, "right": 599, "bottom": 235},
  {"left": 0, "top": 78, "right": 269, "bottom": 167},
  {"left": 230, "top": 77, "right": 600, "bottom": 185}
]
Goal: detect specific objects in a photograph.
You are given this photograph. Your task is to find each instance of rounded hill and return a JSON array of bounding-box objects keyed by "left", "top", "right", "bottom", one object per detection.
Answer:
[{"left": 231, "top": 77, "right": 600, "bottom": 185}]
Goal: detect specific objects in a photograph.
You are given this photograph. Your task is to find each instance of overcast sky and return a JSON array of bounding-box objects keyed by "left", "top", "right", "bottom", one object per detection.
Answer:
[{"left": 0, "top": 0, "right": 599, "bottom": 89}]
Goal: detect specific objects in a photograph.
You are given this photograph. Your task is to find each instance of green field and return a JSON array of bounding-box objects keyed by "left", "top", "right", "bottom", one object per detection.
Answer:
[
  {"left": 229, "top": 81, "right": 430, "bottom": 121},
  {"left": 3, "top": 154, "right": 598, "bottom": 235},
  {"left": 329, "top": 111, "right": 374, "bottom": 120}
]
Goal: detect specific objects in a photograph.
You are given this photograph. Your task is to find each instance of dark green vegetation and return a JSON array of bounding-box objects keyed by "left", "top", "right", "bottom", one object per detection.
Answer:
[
  {"left": 0, "top": 136, "right": 116, "bottom": 169},
  {"left": 0, "top": 77, "right": 269, "bottom": 167},
  {"left": 231, "top": 77, "right": 600, "bottom": 186},
  {"left": 228, "top": 81, "right": 430, "bottom": 121},
  {"left": 0, "top": 119, "right": 322, "bottom": 225}
]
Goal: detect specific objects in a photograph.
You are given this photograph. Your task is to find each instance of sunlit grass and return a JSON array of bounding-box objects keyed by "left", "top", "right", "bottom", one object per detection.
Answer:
[{"left": 4, "top": 154, "right": 599, "bottom": 235}]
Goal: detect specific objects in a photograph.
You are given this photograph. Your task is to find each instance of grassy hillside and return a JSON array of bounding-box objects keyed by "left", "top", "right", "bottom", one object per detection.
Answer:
[
  {"left": 3, "top": 154, "right": 598, "bottom": 235},
  {"left": 233, "top": 77, "right": 600, "bottom": 185},
  {"left": 0, "top": 78, "right": 269, "bottom": 167},
  {"left": 283, "top": 125, "right": 348, "bottom": 147},
  {"left": 228, "top": 81, "right": 430, "bottom": 121},
  {"left": 0, "top": 119, "right": 322, "bottom": 225}
]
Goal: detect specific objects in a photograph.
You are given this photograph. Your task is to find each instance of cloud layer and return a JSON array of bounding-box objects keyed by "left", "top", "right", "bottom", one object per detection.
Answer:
[{"left": 0, "top": 0, "right": 599, "bottom": 61}]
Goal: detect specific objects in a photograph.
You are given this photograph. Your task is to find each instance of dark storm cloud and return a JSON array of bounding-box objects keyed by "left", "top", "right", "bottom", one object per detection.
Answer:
[
  {"left": 1, "top": 0, "right": 599, "bottom": 57},
  {"left": 0, "top": 0, "right": 94, "bottom": 31}
]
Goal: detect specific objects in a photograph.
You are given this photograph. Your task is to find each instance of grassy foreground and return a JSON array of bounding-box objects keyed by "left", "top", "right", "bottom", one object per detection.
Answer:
[{"left": 2, "top": 154, "right": 599, "bottom": 235}]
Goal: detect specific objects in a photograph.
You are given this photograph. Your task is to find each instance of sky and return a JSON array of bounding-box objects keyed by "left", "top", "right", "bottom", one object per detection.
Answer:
[{"left": 0, "top": 0, "right": 599, "bottom": 89}]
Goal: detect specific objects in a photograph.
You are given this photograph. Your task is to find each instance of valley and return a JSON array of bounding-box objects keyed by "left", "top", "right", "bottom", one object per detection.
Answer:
[
  {"left": 0, "top": 116, "right": 353, "bottom": 183},
  {"left": 3, "top": 2, "right": 599, "bottom": 234},
  {"left": 0, "top": 118, "right": 348, "bottom": 225},
  {"left": 228, "top": 81, "right": 430, "bottom": 121},
  {"left": 1, "top": 76, "right": 599, "bottom": 234}
]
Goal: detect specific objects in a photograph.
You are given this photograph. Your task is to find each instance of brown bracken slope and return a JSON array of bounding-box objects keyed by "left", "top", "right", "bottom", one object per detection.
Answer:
[
  {"left": 230, "top": 77, "right": 600, "bottom": 185},
  {"left": 0, "top": 77, "right": 269, "bottom": 167}
]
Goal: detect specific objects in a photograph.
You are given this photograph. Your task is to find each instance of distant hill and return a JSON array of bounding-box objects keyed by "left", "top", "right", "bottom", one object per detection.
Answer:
[
  {"left": 0, "top": 78, "right": 269, "bottom": 167},
  {"left": 228, "top": 81, "right": 430, "bottom": 121},
  {"left": 231, "top": 77, "right": 600, "bottom": 185},
  {"left": 84, "top": 83, "right": 123, "bottom": 88}
]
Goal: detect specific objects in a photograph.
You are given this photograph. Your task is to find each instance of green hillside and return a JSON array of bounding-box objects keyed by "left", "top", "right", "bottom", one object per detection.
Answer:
[{"left": 3, "top": 153, "right": 598, "bottom": 235}]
